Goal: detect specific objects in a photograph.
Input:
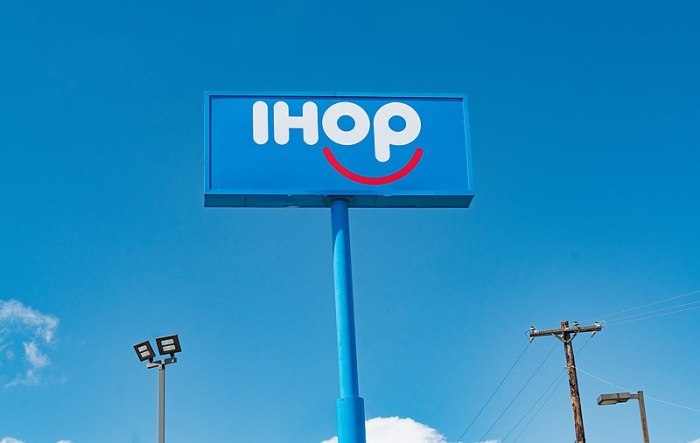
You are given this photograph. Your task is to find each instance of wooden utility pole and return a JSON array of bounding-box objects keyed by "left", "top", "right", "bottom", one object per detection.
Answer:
[{"left": 529, "top": 321, "right": 602, "bottom": 443}]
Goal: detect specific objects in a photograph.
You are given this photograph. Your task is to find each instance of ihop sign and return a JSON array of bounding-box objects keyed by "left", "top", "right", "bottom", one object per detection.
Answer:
[{"left": 205, "top": 93, "right": 473, "bottom": 207}]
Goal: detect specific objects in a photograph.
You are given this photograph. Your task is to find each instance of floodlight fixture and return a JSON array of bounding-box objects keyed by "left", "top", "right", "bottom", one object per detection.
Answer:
[
  {"left": 134, "top": 334, "right": 181, "bottom": 443},
  {"left": 134, "top": 340, "right": 156, "bottom": 362},
  {"left": 156, "top": 334, "right": 182, "bottom": 356}
]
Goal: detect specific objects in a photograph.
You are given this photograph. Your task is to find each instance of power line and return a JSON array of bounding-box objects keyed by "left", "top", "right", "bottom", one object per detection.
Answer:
[
  {"left": 511, "top": 370, "right": 567, "bottom": 443},
  {"left": 576, "top": 367, "right": 626, "bottom": 390},
  {"left": 644, "top": 395, "right": 700, "bottom": 413},
  {"left": 476, "top": 342, "right": 559, "bottom": 442},
  {"left": 578, "top": 367, "right": 700, "bottom": 413},
  {"left": 500, "top": 366, "right": 567, "bottom": 442},
  {"left": 585, "top": 289, "right": 700, "bottom": 324},
  {"left": 509, "top": 334, "right": 596, "bottom": 443},
  {"left": 455, "top": 342, "right": 531, "bottom": 442},
  {"left": 605, "top": 302, "right": 700, "bottom": 326},
  {"left": 601, "top": 298, "right": 700, "bottom": 324}
]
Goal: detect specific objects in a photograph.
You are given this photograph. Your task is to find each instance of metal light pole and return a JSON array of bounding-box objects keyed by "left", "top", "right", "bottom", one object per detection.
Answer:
[
  {"left": 134, "top": 335, "right": 182, "bottom": 443},
  {"left": 597, "top": 391, "right": 650, "bottom": 443},
  {"left": 147, "top": 357, "right": 177, "bottom": 443}
]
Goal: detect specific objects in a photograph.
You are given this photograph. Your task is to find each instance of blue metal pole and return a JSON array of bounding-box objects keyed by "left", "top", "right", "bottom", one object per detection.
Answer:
[{"left": 330, "top": 198, "right": 366, "bottom": 443}]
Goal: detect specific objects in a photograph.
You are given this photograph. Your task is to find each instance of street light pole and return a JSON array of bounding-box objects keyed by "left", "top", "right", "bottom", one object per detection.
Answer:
[
  {"left": 597, "top": 391, "right": 650, "bottom": 443},
  {"left": 636, "top": 391, "right": 650, "bottom": 443},
  {"left": 159, "top": 364, "right": 165, "bottom": 443},
  {"left": 147, "top": 357, "right": 176, "bottom": 443},
  {"left": 134, "top": 335, "right": 181, "bottom": 443}
]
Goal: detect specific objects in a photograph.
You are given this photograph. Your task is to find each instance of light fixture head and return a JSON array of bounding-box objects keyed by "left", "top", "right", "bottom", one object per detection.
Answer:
[
  {"left": 597, "top": 392, "right": 633, "bottom": 406},
  {"left": 156, "top": 334, "right": 182, "bottom": 356},
  {"left": 134, "top": 340, "right": 156, "bottom": 362}
]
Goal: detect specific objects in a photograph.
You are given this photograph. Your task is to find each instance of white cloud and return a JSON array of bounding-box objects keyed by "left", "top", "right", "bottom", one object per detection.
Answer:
[
  {"left": 0, "top": 300, "right": 60, "bottom": 388},
  {"left": 0, "top": 300, "right": 59, "bottom": 343},
  {"left": 322, "top": 416, "right": 448, "bottom": 443},
  {"left": 687, "top": 440, "right": 700, "bottom": 443},
  {"left": 0, "top": 438, "right": 71, "bottom": 443},
  {"left": 24, "top": 341, "right": 50, "bottom": 369}
]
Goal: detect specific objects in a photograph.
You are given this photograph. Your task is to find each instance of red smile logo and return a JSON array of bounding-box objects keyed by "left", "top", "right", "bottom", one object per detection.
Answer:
[{"left": 322, "top": 147, "right": 424, "bottom": 186}]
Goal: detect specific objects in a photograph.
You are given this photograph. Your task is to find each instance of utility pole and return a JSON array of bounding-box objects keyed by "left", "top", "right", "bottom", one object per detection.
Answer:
[{"left": 529, "top": 321, "right": 602, "bottom": 443}]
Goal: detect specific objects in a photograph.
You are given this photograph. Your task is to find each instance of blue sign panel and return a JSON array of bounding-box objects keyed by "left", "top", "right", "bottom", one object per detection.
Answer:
[{"left": 205, "top": 93, "right": 473, "bottom": 208}]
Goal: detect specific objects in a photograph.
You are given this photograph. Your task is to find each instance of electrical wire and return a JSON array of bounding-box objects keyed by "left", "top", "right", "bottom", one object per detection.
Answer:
[
  {"left": 511, "top": 371, "right": 567, "bottom": 443},
  {"left": 509, "top": 334, "right": 596, "bottom": 442},
  {"left": 454, "top": 341, "right": 531, "bottom": 442},
  {"left": 577, "top": 367, "right": 628, "bottom": 391},
  {"left": 604, "top": 301, "right": 700, "bottom": 326},
  {"left": 644, "top": 395, "right": 700, "bottom": 413},
  {"left": 476, "top": 342, "right": 559, "bottom": 442},
  {"left": 500, "top": 366, "right": 567, "bottom": 442},
  {"left": 578, "top": 367, "right": 700, "bottom": 413},
  {"left": 585, "top": 289, "right": 700, "bottom": 324}
]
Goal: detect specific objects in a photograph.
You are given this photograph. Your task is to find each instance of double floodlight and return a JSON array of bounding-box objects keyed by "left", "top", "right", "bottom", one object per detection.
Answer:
[
  {"left": 133, "top": 334, "right": 182, "bottom": 443},
  {"left": 133, "top": 334, "right": 182, "bottom": 363}
]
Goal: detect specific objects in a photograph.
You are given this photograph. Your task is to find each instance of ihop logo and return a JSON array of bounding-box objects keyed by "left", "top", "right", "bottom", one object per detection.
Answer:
[{"left": 251, "top": 101, "right": 424, "bottom": 185}]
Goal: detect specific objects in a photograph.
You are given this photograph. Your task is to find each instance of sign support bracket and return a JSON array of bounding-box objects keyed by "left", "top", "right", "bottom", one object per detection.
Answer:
[{"left": 330, "top": 198, "right": 367, "bottom": 443}]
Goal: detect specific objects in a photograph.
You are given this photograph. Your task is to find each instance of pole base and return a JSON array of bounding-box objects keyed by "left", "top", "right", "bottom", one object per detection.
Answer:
[{"left": 336, "top": 397, "right": 366, "bottom": 443}]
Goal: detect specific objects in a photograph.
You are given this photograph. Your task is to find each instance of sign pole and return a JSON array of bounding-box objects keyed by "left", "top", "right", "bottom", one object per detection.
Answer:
[{"left": 330, "top": 198, "right": 366, "bottom": 443}]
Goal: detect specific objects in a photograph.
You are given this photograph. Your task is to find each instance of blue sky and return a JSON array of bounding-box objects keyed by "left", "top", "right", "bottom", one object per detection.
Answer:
[{"left": 1, "top": 0, "right": 699, "bottom": 442}]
